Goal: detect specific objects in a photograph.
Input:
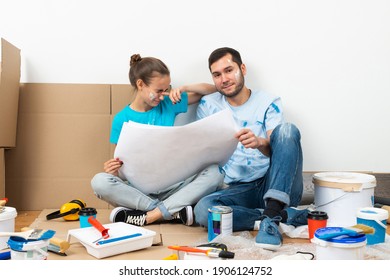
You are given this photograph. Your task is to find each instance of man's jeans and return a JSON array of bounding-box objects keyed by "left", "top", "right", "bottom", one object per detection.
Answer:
[{"left": 194, "top": 123, "right": 303, "bottom": 231}]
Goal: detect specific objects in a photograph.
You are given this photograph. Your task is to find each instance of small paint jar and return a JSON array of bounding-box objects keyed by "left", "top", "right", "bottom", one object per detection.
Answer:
[
  {"left": 78, "top": 207, "right": 97, "bottom": 228},
  {"left": 207, "top": 206, "right": 233, "bottom": 242}
]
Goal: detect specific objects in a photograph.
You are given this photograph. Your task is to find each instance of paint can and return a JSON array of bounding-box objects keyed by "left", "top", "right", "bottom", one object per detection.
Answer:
[
  {"left": 313, "top": 172, "right": 376, "bottom": 227},
  {"left": 312, "top": 227, "right": 367, "bottom": 260},
  {"left": 356, "top": 207, "right": 388, "bottom": 245},
  {"left": 0, "top": 206, "right": 17, "bottom": 250},
  {"left": 78, "top": 207, "right": 97, "bottom": 228},
  {"left": 7, "top": 236, "right": 50, "bottom": 260},
  {"left": 208, "top": 206, "right": 233, "bottom": 241}
]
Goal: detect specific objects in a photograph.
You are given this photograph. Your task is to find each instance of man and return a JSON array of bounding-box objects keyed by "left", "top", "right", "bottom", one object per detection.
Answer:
[{"left": 193, "top": 47, "right": 308, "bottom": 250}]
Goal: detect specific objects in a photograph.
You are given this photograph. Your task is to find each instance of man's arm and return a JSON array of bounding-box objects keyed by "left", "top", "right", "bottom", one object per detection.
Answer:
[{"left": 168, "top": 83, "right": 216, "bottom": 105}]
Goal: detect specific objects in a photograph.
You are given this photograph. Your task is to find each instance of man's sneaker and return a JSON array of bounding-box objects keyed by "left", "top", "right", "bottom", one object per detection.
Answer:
[
  {"left": 109, "top": 207, "right": 147, "bottom": 226},
  {"left": 285, "top": 207, "right": 309, "bottom": 227},
  {"left": 255, "top": 216, "right": 283, "bottom": 250},
  {"left": 172, "top": 206, "right": 193, "bottom": 226}
]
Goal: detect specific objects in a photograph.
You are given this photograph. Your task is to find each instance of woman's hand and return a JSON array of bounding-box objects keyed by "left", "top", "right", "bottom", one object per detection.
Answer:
[
  {"left": 103, "top": 158, "right": 123, "bottom": 176},
  {"left": 168, "top": 87, "right": 183, "bottom": 104}
]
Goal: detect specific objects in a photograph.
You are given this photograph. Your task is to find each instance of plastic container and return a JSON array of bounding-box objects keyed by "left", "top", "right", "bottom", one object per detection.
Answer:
[
  {"left": 313, "top": 172, "right": 376, "bottom": 227},
  {"left": 78, "top": 207, "right": 97, "bottom": 228},
  {"left": 312, "top": 227, "right": 367, "bottom": 260},
  {"left": 67, "top": 222, "right": 156, "bottom": 259},
  {"left": 0, "top": 206, "right": 17, "bottom": 250},
  {"left": 357, "top": 207, "right": 388, "bottom": 245},
  {"left": 307, "top": 211, "right": 328, "bottom": 241},
  {"left": 7, "top": 236, "right": 49, "bottom": 260}
]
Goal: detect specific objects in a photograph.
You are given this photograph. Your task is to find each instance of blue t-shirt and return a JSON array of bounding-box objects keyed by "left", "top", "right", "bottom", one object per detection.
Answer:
[
  {"left": 197, "top": 90, "right": 283, "bottom": 184},
  {"left": 110, "top": 93, "right": 188, "bottom": 144}
]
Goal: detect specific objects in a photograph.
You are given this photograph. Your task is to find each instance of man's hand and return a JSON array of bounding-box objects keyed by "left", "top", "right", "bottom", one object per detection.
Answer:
[{"left": 235, "top": 128, "right": 271, "bottom": 157}]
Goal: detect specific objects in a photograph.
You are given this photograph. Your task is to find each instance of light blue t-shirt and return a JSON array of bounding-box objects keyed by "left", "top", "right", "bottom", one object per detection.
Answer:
[
  {"left": 110, "top": 93, "right": 188, "bottom": 144},
  {"left": 196, "top": 90, "right": 283, "bottom": 184}
]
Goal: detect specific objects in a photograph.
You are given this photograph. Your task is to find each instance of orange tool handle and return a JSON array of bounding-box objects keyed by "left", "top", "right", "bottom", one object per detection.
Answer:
[
  {"left": 168, "top": 246, "right": 208, "bottom": 254},
  {"left": 88, "top": 216, "right": 109, "bottom": 238}
]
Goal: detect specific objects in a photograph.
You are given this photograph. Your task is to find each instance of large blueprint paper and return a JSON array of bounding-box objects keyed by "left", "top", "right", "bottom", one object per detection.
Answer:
[{"left": 114, "top": 109, "right": 238, "bottom": 194}]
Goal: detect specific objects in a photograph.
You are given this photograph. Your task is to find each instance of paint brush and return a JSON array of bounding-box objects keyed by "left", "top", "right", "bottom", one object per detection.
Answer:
[
  {"left": 168, "top": 245, "right": 235, "bottom": 259},
  {"left": 0, "top": 228, "right": 56, "bottom": 241},
  {"left": 316, "top": 224, "right": 374, "bottom": 240}
]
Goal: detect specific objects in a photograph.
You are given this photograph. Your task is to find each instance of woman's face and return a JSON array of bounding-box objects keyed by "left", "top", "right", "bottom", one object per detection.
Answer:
[{"left": 140, "top": 74, "right": 171, "bottom": 109}]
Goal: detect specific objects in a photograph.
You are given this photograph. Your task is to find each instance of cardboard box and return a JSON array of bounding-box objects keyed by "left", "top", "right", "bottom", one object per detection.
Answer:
[
  {"left": 110, "top": 84, "right": 136, "bottom": 115},
  {"left": 0, "top": 38, "right": 21, "bottom": 148},
  {"left": 5, "top": 83, "right": 112, "bottom": 210},
  {"left": 0, "top": 148, "right": 5, "bottom": 198},
  {"left": 4, "top": 83, "right": 202, "bottom": 210}
]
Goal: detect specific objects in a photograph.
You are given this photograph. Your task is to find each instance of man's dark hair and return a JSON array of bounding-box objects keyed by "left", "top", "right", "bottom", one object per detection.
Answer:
[{"left": 208, "top": 47, "right": 243, "bottom": 70}]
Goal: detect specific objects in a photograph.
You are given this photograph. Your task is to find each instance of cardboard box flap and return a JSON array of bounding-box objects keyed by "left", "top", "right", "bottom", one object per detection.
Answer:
[
  {"left": 19, "top": 83, "right": 110, "bottom": 114},
  {"left": 0, "top": 38, "right": 21, "bottom": 148}
]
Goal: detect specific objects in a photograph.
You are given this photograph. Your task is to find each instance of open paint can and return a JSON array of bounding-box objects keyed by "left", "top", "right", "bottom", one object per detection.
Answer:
[
  {"left": 0, "top": 207, "right": 17, "bottom": 250},
  {"left": 312, "top": 227, "right": 367, "bottom": 260},
  {"left": 357, "top": 207, "right": 388, "bottom": 245},
  {"left": 7, "top": 236, "right": 50, "bottom": 260}
]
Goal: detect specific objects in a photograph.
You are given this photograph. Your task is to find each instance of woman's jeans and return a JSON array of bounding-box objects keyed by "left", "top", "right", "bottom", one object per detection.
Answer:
[
  {"left": 91, "top": 164, "right": 224, "bottom": 220},
  {"left": 194, "top": 123, "right": 303, "bottom": 231}
]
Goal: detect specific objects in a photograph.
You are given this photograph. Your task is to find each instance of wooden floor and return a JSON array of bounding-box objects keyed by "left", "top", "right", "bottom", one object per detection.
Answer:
[
  {"left": 15, "top": 210, "right": 390, "bottom": 235},
  {"left": 14, "top": 210, "right": 41, "bottom": 231}
]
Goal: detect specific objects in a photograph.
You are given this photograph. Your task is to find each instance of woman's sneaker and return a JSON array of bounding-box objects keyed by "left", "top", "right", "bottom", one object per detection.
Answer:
[
  {"left": 172, "top": 206, "right": 193, "bottom": 226},
  {"left": 110, "top": 207, "right": 147, "bottom": 226}
]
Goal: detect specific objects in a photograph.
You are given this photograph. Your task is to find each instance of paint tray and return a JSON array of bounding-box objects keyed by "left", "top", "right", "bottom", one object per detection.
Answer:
[{"left": 67, "top": 222, "right": 156, "bottom": 259}]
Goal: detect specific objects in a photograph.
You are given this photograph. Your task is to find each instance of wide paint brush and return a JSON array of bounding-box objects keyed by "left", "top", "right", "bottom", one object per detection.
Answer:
[{"left": 0, "top": 228, "right": 56, "bottom": 241}]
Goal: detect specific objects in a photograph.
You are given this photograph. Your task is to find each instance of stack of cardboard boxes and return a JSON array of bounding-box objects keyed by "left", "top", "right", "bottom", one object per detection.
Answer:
[
  {"left": 0, "top": 38, "right": 21, "bottom": 199},
  {"left": 0, "top": 35, "right": 198, "bottom": 211}
]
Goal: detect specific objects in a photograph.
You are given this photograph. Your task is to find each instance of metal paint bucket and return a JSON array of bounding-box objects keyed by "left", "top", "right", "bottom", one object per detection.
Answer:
[{"left": 208, "top": 206, "right": 233, "bottom": 241}]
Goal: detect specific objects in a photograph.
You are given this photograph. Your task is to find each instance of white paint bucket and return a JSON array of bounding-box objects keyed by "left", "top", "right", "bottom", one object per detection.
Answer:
[
  {"left": 313, "top": 172, "right": 376, "bottom": 227},
  {"left": 312, "top": 227, "right": 367, "bottom": 260},
  {"left": 356, "top": 207, "right": 388, "bottom": 245},
  {"left": 7, "top": 236, "right": 49, "bottom": 260},
  {"left": 0, "top": 206, "right": 17, "bottom": 250}
]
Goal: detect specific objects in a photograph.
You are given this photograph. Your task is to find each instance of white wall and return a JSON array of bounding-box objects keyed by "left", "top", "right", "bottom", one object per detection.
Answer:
[{"left": 1, "top": 0, "right": 389, "bottom": 172}]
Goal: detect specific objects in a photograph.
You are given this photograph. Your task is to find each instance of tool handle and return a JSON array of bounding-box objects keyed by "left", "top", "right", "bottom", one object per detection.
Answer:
[
  {"left": 88, "top": 216, "right": 109, "bottom": 237},
  {"left": 0, "top": 198, "right": 8, "bottom": 207},
  {"left": 168, "top": 246, "right": 208, "bottom": 254},
  {"left": 96, "top": 233, "right": 142, "bottom": 245}
]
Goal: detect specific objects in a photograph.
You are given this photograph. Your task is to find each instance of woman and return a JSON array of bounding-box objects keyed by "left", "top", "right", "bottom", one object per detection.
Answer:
[{"left": 91, "top": 54, "right": 223, "bottom": 226}]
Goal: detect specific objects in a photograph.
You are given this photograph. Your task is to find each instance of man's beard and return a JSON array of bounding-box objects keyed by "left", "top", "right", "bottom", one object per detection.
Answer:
[{"left": 217, "top": 71, "right": 245, "bottom": 98}]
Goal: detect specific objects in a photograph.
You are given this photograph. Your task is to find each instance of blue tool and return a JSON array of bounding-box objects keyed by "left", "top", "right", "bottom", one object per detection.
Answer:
[
  {"left": 0, "top": 251, "right": 11, "bottom": 260},
  {"left": 96, "top": 233, "right": 142, "bottom": 245}
]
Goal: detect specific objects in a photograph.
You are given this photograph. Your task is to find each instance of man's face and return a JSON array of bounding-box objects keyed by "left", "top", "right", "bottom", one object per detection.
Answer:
[{"left": 210, "top": 54, "right": 245, "bottom": 98}]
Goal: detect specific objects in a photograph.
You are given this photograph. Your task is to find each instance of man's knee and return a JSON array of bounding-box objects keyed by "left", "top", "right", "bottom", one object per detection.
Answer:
[{"left": 272, "top": 123, "right": 301, "bottom": 142}]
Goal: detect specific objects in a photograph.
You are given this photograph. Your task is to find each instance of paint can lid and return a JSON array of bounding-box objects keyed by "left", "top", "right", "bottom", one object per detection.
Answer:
[
  {"left": 312, "top": 172, "right": 376, "bottom": 192},
  {"left": 314, "top": 227, "right": 367, "bottom": 246},
  {"left": 78, "top": 207, "right": 97, "bottom": 216},
  {"left": 357, "top": 207, "right": 389, "bottom": 220},
  {"left": 208, "top": 206, "right": 233, "bottom": 213},
  {"left": 0, "top": 207, "right": 17, "bottom": 221},
  {"left": 308, "top": 210, "right": 328, "bottom": 220},
  {"left": 7, "top": 236, "right": 50, "bottom": 251}
]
